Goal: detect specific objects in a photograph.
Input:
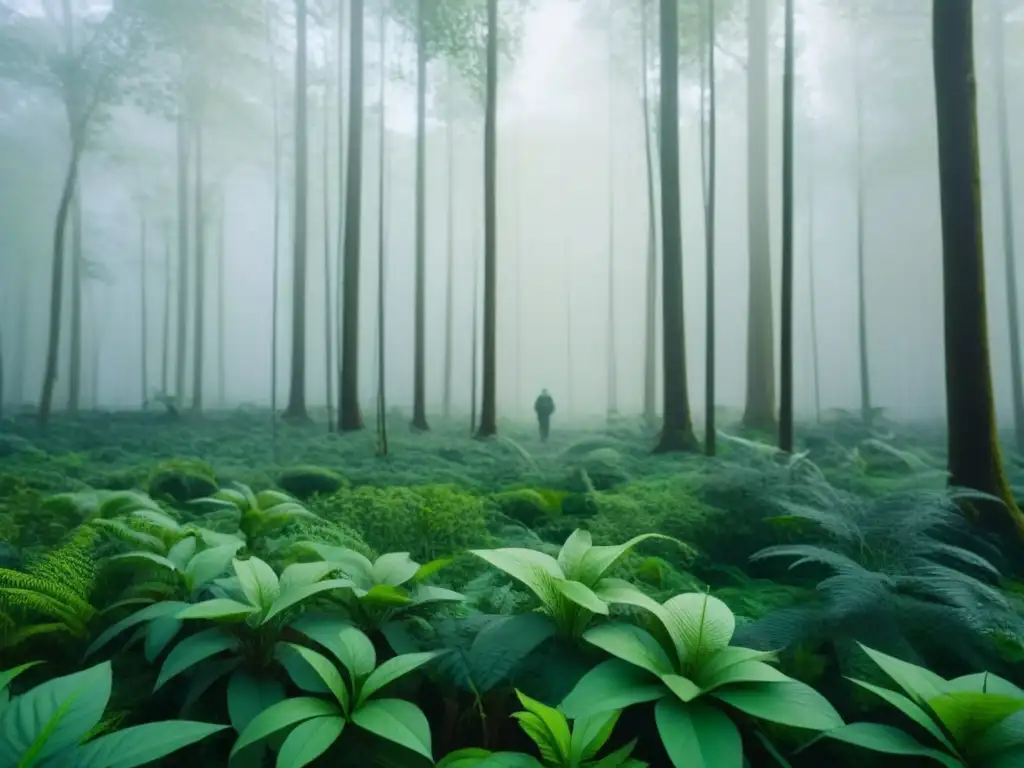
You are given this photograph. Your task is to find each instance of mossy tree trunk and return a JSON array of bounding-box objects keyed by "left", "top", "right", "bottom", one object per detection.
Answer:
[{"left": 931, "top": 0, "right": 1024, "bottom": 537}]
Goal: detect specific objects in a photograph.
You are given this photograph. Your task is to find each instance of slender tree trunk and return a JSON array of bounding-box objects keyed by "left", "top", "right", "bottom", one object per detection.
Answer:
[
  {"left": 854, "top": 25, "right": 872, "bottom": 426},
  {"left": 284, "top": 0, "right": 310, "bottom": 422},
  {"left": 475, "top": 0, "right": 499, "bottom": 439},
  {"left": 932, "top": 0, "right": 1024, "bottom": 536},
  {"left": 471, "top": 207, "right": 481, "bottom": 436},
  {"left": 323, "top": 85, "right": 335, "bottom": 432},
  {"left": 175, "top": 109, "right": 190, "bottom": 404},
  {"left": 339, "top": 0, "right": 365, "bottom": 432},
  {"left": 640, "top": 0, "right": 657, "bottom": 429},
  {"left": 779, "top": 0, "right": 795, "bottom": 452},
  {"left": 701, "top": 0, "right": 717, "bottom": 456},
  {"left": 993, "top": 0, "right": 1024, "bottom": 451},
  {"left": 265, "top": 0, "right": 282, "bottom": 451},
  {"left": 336, "top": 0, "right": 347, "bottom": 398},
  {"left": 13, "top": 267, "right": 27, "bottom": 405},
  {"left": 67, "top": 191, "right": 83, "bottom": 413},
  {"left": 376, "top": 0, "right": 388, "bottom": 455},
  {"left": 742, "top": 0, "right": 776, "bottom": 433},
  {"left": 140, "top": 210, "right": 148, "bottom": 408},
  {"left": 443, "top": 66, "right": 455, "bottom": 422},
  {"left": 411, "top": 0, "right": 430, "bottom": 432},
  {"left": 162, "top": 236, "right": 171, "bottom": 395},
  {"left": 566, "top": 241, "right": 573, "bottom": 420},
  {"left": 606, "top": 1, "right": 617, "bottom": 421},
  {"left": 807, "top": 126, "right": 822, "bottom": 424},
  {"left": 191, "top": 120, "right": 205, "bottom": 414},
  {"left": 653, "top": 0, "right": 698, "bottom": 453},
  {"left": 217, "top": 197, "right": 225, "bottom": 407}
]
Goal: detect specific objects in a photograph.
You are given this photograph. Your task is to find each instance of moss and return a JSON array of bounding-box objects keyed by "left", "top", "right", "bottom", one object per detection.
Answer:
[
  {"left": 277, "top": 466, "right": 347, "bottom": 500},
  {"left": 147, "top": 458, "right": 218, "bottom": 503},
  {"left": 491, "top": 488, "right": 565, "bottom": 527}
]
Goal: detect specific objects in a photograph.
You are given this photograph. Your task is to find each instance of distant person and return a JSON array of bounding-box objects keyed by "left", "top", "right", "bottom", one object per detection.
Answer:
[{"left": 534, "top": 389, "right": 555, "bottom": 442}]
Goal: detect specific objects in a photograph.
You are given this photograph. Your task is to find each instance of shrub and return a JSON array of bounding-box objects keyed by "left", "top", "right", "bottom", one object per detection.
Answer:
[
  {"left": 277, "top": 465, "right": 346, "bottom": 500},
  {"left": 147, "top": 458, "right": 218, "bottom": 503}
]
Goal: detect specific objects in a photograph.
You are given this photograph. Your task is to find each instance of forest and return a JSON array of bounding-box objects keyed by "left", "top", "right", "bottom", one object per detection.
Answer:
[{"left": 2, "top": 0, "right": 1024, "bottom": 766}]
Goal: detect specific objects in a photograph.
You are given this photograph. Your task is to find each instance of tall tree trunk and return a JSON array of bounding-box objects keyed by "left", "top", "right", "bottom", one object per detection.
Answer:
[
  {"left": 779, "top": 0, "right": 795, "bottom": 452},
  {"left": 993, "top": 0, "right": 1024, "bottom": 451},
  {"left": 932, "top": 0, "right": 1024, "bottom": 536},
  {"left": 653, "top": 0, "right": 698, "bottom": 453},
  {"left": 471, "top": 208, "right": 481, "bottom": 436},
  {"left": 640, "top": 0, "right": 657, "bottom": 428},
  {"left": 323, "top": 85, "right": 334, "bottom": 431},
  {"left": 67, "top": 191, "right": 83, "bottom": 413},
  {"left": 854, "top": 25, "right": 872, "bottom": 426},
  {"left": 339, "top": 0, "right": 365, "bottom": 432},
  {"left": 807, "top": 126, "right": 822, "bottom": 424},
  {"left": 376, "top": 0, "right": 388, "bottom": 455},
  {"left": 13, "top": 267, "right": 28, "bottom": 405},
  {"left": 139, "top": 211, "right": 148, "bottom": 408},
  {"left": 175, "top": 109, "right": 190, "bottom": 405},
  {"left": 336, "top": 0, "right": 347, "bottom": 398},
  {"left": 475, "top": 0, "right": 499, "bottom": 439},
  {"left": 217, "top": 198, "right": 225, "bottom": 407},
  {"left": 265, "top": 0, "right": 282, "bottom": 451},
  {"left": 191, "top": 121, "right": 205, "bottom": 414},
  {"left": 162, "top": 236, "right": 171, "bottom": 395},
  {"left": 443, "top": 66, "right": 455, "bottom": 422},
  {"left": 411, "top": 0, "right": 430, "bottom": 432},
  {"left": 606, "top": 1, "right": 617, "bottom": 421},
  {"left": 700, "top": 0, "right": 717, "bottom": 456},
  {"left": 742, "top": 0, "right": 776, "bottom": 433},
  {"left": 284, "top": 0, "right": 311, "bottom": 422},
  {"left": 566, "top": 244, "right": 573, "bottom": 421}
]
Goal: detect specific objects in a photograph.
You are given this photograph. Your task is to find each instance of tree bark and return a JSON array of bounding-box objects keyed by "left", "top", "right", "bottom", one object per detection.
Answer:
[
  {"left": 375, "top": 0, "right": 388, "bottom": 454},
  {"left": 652, "top": 0, "right": 698, "bottom": 453},
  {"left": 67, "top": 191, "right": 83, "bottom": 413},
  {"left": 779, "top": 0, "right": 795, "bottom": 452},
  {"left": 443, "top": 66, "right": 455, "bottom": 422},
  {"left": 323, "top": 83, "right": 334, "bottom": 431},
  {"left": 412, "top": 0, "right": 430, "bottom": 432},
  {"left": 700, "top": 0, "right": 717, "bottom": 456},
  {"left": 932, "top": 0, "right": 1024, "bottom": 536},
  {"left": 162, "top": 235, "right": 171, "bottom": 395},
  {"left": 854, "top": 26, "right": 872, "bottom": 426},
  {"left": 640, "top": 0, "right": 657, "bottom": 429}
]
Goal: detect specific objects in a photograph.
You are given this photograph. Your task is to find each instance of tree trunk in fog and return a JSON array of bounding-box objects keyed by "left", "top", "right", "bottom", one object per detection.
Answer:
[
  {"left": 652, "top": 0, "right": 698, "bottom": 454},
  {"left": 854, "top": 32, "right": 872, "bottom": 427},
  {"left": 932, "top": 0, "right": 1024, "bottom": 536},
  {"left": 162, "top": 237, "right": 171, "bottom": 395},
  {"left": 336, "top": 0, "right": 347, "bottom": 399},
  {"left": 700, "top": 0, "right": 717, "bottom": 456},
  {"left": 742, "top": 0, "right": 776, "bottom": 434},
  {"left": 191, "top": 120, "right": 206, "bottom": 414},
  {"left": 993, "top": 0, "right": 1024, "bottom": 451},
  {"left": 475, "top": 0, "right": 499, "bottom": 439},
  {"left": 284, "top": 0, "right": 311, "bottom": 422},
  {"left": 375, "top": 0, "right": 388, "bottom": 455},
  {"left": 779, "top": 0, "right": 795, "bottom": 453},
  {"left": 68, "top": 191, "right": 83, "bottom": 413},
  {"left": 471, "top": 212, "right": 481, "bottom": 436},
  {"left": 323, "top": 85, "right": 335, "bottom": 432},
  {"left": 807, "top": 127, "right": 822, "bottom": 424},
  {"left": 443, "top": 74, "right": 455, "bottom": 422},
  {"left": 339, "top": 0, "right": 365, "bottom": 432},
  {"left": 265, "top": 0, "right": 282, "bottom": 449},
  {"left": 411, "top": 0, "right": 430, "bottom": 432},
  {"left": 140, "top": 211, "right": 148, "bottom": 408},
  {"left": 13, "top": 268, "right": 28, "bottom": 405},
  {"left": 606, "top": 2, "right": 618, "bottom": 421},
  {"left": 175, "top": 110, "right": 190, "bottom": 405},
  {"left": 641, "top": 0, "right": 657, "bottom": 429},
  {"left": 217, "top": 201, "right": 226, "bottom": 407}
]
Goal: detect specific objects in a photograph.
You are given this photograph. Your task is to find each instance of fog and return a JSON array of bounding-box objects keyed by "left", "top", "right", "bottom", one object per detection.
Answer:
[{"left": 2, "top": 0, "right": 1023, "bottom": 427}]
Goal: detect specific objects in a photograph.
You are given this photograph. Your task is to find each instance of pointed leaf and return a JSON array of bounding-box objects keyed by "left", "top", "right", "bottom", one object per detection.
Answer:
[
  {"left": 928, "top": 691, "right": 1024, "bottom": 746},
  {"left": 185, "top": 544, "right": 243, "bottom": 592},
  {"left": 350, "top": 697, "right": 434, "bottom": 760},
  {"left": 582, "top": 622, "right": 674, "bottom": 677},
  {"left": 514, "top": 690, "right": 571, "bottom": 763},
  {"left": 654, "top": 697, "right": 743, "bottom": 768},
  {"left": 263, "top": 578, "right": 355, "bottom": 623},
  {"left": 131, "top": 509, "right": 183, "bottom": 532},
  {"left": 175, "top": 599, "right": 257, "bottom": 622},
  {"left": 811, "top": 723, "right": 963, "bottom": 768},
  {"left": 858, "top": 643, "right": 947, "bottom": 704},
  {"left": 372, "top": 552, "right": 420, "bottom": 586},
  {"left": 554, "top": 579, "right": 609, "bottom": 615},
  {"left": 279, "top": 562, "right": 335, "bottom": 592},
  {"left": 276, "top": 643, "right": 349, "bottom": 712},
  {"left": 86, "top": 602, "right": 187, "bottom": 658},
  {"left": 570, "top": 711, "right": 621, "bottom": 764},
  {"left": 411, "top": 556, "right": 453, "bottom": 583},
  {"left": 559, "top": 659, "right": 666, "bottom": 720},
  {"left": 144, "top": 616, "right": 183, "bottom": 662},
  {"left": 699, "top": 660, "right": 791, "bottom": 691},
  {"left": 409, "top": 585, "right": 466, "bottom": 605},
  {"left": 358, "top": 651, "right": 445, "bottom": 706},
  {"left": 105, "top": 551, "right": 178, "bottom": 572},
  {"left": 848, "top": 678, "right": 956, "bottom": 753},
  {"left": 557, "top": 529, "right": 593, "bottom": 576},
  {"left": 233, "top": 557, "right": 280, "bottom": 612},
  {"left": 230, "top": 697, "right": 342, "bottom": 758},
  {"left": 227, "top": 670, "right": 287, "bottom": 734},
  {"left": 167, "top": 537, "right": 198, "bottom": 571},
  {"left": 592, "top": 578, "right": 663, "bottom": 616},
  {"left": 360, "top": 584, "right": 415, "bottom": 607},
  {"left": 576, "top": 534, "right": 677, "bottom": 586},
  {"left": 275, "top": 715, "right": 345, "bottom": 768},
  {"left": 155, "top": 628, "right": 240, "bottom": 690},
  {"left": 0, "top": 662, "right": 42, "bottom": 694},
  {"left": 470, "top": 548, "right": 564, "bottom": 602},
  {"left": 292, "top": 614, "right": 376, "bottom": 679},
  {"left": 70, "top": 721, "right": 227, "bottom": 768},
  {"left": 656, "top": 593, "right": 735, "bottom": 669},
  {"left": 662, "top": 674, "right": 703, "bottom": 703},
  {"left": 713, "top": 681, "right": 843, "bottom": 731}
]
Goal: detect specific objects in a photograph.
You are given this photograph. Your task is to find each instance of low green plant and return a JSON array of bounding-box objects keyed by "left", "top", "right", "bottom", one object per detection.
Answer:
[
  {"left": 470, "top": 529, "right": 681, "bottom": 637},
  {"left": 191, "top": 484, "right": 321, "bottom": 553},
  {"left": 804, "top": 644, "right": 1024, "bottom": 767},
  {"left": 440, "top": 691, "right": 645, "bottom": 767},
  {"left": 560, "top": 592, "right": 844, "bottom": 767},
  {"left": 231, "top": 619, "right": 443, "bottom": 766},
  {"left": 0, "top": 659, "right": 225, "bottom": 766},
  {"left": 147, "top": 458, "right": 218, "bottom": 503}
]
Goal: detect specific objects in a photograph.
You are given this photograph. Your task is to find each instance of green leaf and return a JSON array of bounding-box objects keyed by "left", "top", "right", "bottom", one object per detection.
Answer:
[
  {"left": 0, "top": 662, "right": 42, "bottom": 694},
  {"left": 848, "top": 678, "right": 956, "bottom": 753},
  {"left": 184, "top": 544, "right": 242, "bottom": 592},
  {"left": 233, "top": 557, "right": 280, "bottom": 612},
  {"left": 810, "top": 723, "right": 963, "bottom": 768},
  {"left": 927, "top": 691, "right": 1024, "bottom": 746},
  {"left": 372, "top": 552, "right": 420, "bottom": 586},
  {"left": 469, "top": 613, "right": 558, "bottom": 693},
  {"left": 359, "top": 584, "right": 415, "bottom": 607},
  {"left": 230, "top": 697, "right": 341, "bottom": 759},
  {"left": 350, "top": 697, "right": 434, "bottom": 761},
  {"left": 656, "top": 593, "right": 734, "bottom": 670},
  {"left": 470, "top": 548, "right": 564, "bottom": 603},
  {"left": 589, "top": 739, "right": 642, "bottom": 768},
  {"left": 144, "top": 617, "right": 183, "bottom": 662},
  {"left": 411, "top": 557, "right": 453, "bottom": 583},
  {"left": 858, "top": 644, "right": 947, "bottom": 704},
  {"left": 358, "top": 651, "right": 444, "bottom": 706},
  {"left": 592, "top": 578, "right": 663, "bottom": 616},
  {"left": 131, "top": 509, "right": 183, "bottom": 532},
  {"left": 67, "top": 721, "right": 228, "bottom": 768},
  {"left": 696, "top": 647, "right": 778, "bottom": 684},
  {"left": 167, "top": 537, "right": 198, "bottom": 571},
  {"left": 582, "top": 622, "right": 674, "bottom": 677},
  {"left": 279, "top": 562, "right": 335, "bottom": 592},
  {"left": 175, "top": 599, "right": 257, "bottom": 622},
  {"left": 276, "top": 644, "right": 349, "bottom": 712},
  {"left": 654, "top": 698, "right": 743, "bottom": 768},
  {"left": 973, "top": 710, "right": 1024, "bottom": 760},
  {"left": 409, "top": 585, "right": 466, "bottom": 605},
  {"left": 570, "top": 711, "right": 620, "bottom": 764},
  {"left": 86, "top": 601, "right": 187, "bottom": 658},
  {"left": 227, "top": 670, "right": 287, "bottom": 734},
  {"left": 275, "top": 716, "right": 345, "bottom": 768},
  {"left": 304, "top": 544, "right": 375, "bottom": 588},
  {"left": 180, "top": 658, "right": 241, "bottom": 714},
  {"left": 155, "top": 628, "right": 240, "bottom": 690},
  {"left": 292, "top": 615, "right": 376, "bottom": 680},
  {"left": 437, "top": 750, "right": 543, "bottom": 767},
  {"left": 0, "top": 661, "right": 111, "bottom": 763},
  {"left": 557, "top": 529, "right": 593, "bottom": 576},
  {"left": 554, "top": 579, "right": 608, "bottom": 616},
  {"left": 947, "top": 673, "right": 1024, "bottom": 699},
  {"left": 105, "top": 551, "right": 178, "bottom": 572},
  {"left": 513, "top": 690, "right": 571, "bottom": 764},
  {"left": 662, "top": 674, "right": 703, "bottom": 703},
  {"left": 263, "top": 578, "right": 355, "bottom": 623},
  {"left": 699, "top": 660, "right": 791, "bottom": 691},
  {"left": 559, "top": 659, "right": 666, "bottom": 720},
  {"left": 713, "top": 681, "right": 843, "bottom": 731},
  {"left": 575, "top": 534, "right": 676, "bottom": 587}
]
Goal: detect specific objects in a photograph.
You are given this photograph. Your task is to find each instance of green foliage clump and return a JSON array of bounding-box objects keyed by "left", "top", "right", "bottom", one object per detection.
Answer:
[
  {"left": 147, "top": 458, "right": 218, "bottom": 503},
  {"left": 276, "top": 465, "right": 347, "bottom": 500},
  {"left": 315, "top": 484, "right": 490, "bottom": 562},
  {"left": 491, "top": 488, "right": 566, "bottom": 527},
  {"left": 576, "top": 448, "right": 630, "bottom": 491}
]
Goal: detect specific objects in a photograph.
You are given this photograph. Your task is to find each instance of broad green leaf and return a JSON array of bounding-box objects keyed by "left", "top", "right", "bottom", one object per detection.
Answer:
[
  {"left": 180, "top": 658, "right": 241, "bottom": 714},
  {"left": 583, "top": 622, "right": 674, "bottom": 677},
  {"left": 105, "top": 551, "right": 178, "bottom": 572},
  {"left": 305, "top": 544, "right": 375, "bottom": 589},
  {"left": 184, "top": 544, "right": 242, "bottom": 592},
  {"left": 514, "top": 690, "right": 571, "bottom": 764},
  {"left": 144, "top": 617, "right": 183, "bottom": 662},
  {"left": 0, "top": 662, "right": 42, "bottom": 694},
  {"left": 68, "top": 720, "right": 228, "bottom": 768},
  {"left": 697, "top": 647, "right": 778, "bottom": 684},
  {"left": 372, "top": 552, "right": 420, "bottom": 586},
  {"left": 590, "top": 738, "right": 642, "bottom": 768},
  {"left": 279, "top": 562, "right": 335, "bottom": 592},
  {"left": 263, "top": 578, "right": 355, "bottom": 623},
  {"left": 699, "top": 660, "right": 791, "bottom": 691},
  {"left": 592, "top": 578, "right": 663, "bottom": 616},
  {"left": 946, "top": 673, "right": 1024, "bottom": 699},
  {"left": 654, "top": 697, "right": 743, "bottom": 768},
  {"left": 350, "top": 697, "right": 433, "bottom": 760},
  {"left": 811, "top": 723, "right": 963, "bottom": 768},
  {"left": 554, "top": 579, "right": 609, "bottom": 616},
  {"left": 233, "top": 557, "right": 280, "bottom": 612},
  {"left": 557, "top": 529, "right": 593, "bottom": 576},
  {"left": 576, "top": 534, "right": 676, "bottom": 587},
  {"left": 513, "top": 712, "right": 565, "bottom": 764},
  {"left": 656, "top": 593, "right": 734, "bottom": 669},
  {"left": 436, "top": 748, "right": 495, "bottom": 767},
  {"left": 470, "top": 548, "right": 564, "bottom": 602},
  {"left": 858, "top": 644, "right": 947, "bottom": 704},
  {"left": 469, "top": 613, "right": 558, "bottom": 693},
  {"left": 167, "top": 537, "right": 198, "bottom": 571},
  {"left": 928, "top": 692, "right": 1024, "bottom": 746},
  {"left": 358, "top": 651, "right": 445, "bottom": 706},
  {"left": 437, "top": 749, "right": 544, "bottom": 767},
  {"left": 86, "top": 601, "right": 187, "bottom": 658},
  {"left": 662, "top": 674, "right": 703, "bottom": 703},
  {"left": 275, "top": 715, "right": 345, "bottom": 768},
  {"left": 559, "top": 659, "right": 666, "bottom": 720},
  {"left": 0, "top": 661, "right": 111, "bottom": 763},
  {"left": 230, "top": 697, "right": 341, "bottom": 758},
  {"left": 973, "top": 710, "right": 1024, "bottom": 760},
  {"left": 155, "top": 628, "right": 240, "bottom": 690},
  {"left": 570, "top": 711, "right": 620, "bottom": 764},
  {"left": 276, "top": 644, "right": 349, "bottom": 712},
  {"left": 986, "top": 745, "right": 1024, "bottom": 768},
  {"left": 360, "top": 584, "right": 415, "bottom": 607},
  {"left": 409, "top": 585, "right": 466, "bottom": 605},
  {"left": 848, "top": 678, "right": 956, "bottom": 753},
  {"left": 713, "top": 681, "right": 843, "bottom": 731},
  {"left": 256, "top": 489, "right": 298, "bottom": 507},
  {"left": 227, "top": 670, "right": 287, "bottom": 734},
  {"left": 275, "top": 643, "right": 331, "bottom": 697},
  {"left": 131, "top": 509, "right": 183, "bottom": 532},
  {"left": 175, "top": 599, "right": 257, "bottom": 622},
  {"left": 292, "top": 614, "right": 376, "bottom": 680},
  {"left": 411, "top": 557, "right": 453, "bottom": 583}
]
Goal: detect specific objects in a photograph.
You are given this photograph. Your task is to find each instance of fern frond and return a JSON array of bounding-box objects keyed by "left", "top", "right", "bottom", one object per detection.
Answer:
[
  {"left": 92, "top": 519, "right": 166, "bottom": 553},
  {"left": 27, "top": 526, "right": 97, "bottom": 602}
]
